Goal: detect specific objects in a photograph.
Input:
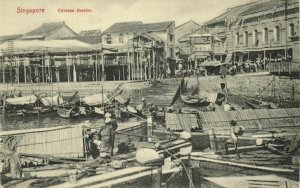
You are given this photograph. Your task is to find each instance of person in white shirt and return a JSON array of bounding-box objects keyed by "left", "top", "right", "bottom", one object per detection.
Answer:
[{"left": 224, "top": 120, "right": 245, "bottom": 159}]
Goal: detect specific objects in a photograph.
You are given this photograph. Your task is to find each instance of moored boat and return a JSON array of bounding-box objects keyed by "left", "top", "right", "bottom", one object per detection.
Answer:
[
  {"left": 21, "top": 107, "right": 57, "bottom": 117},
  {"left": 181, "top": 95, "right": 207, "bottom": 106},
  {"left": 245, "top": 98, "right": 277, "bottom": 109},
  {"left": 57, "top": 106, "right": 79, "bottom": 118}
]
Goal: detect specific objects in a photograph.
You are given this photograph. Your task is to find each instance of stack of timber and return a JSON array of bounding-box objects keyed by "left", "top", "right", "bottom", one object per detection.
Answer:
[{"left": 199, "top": 108, "right": 300, "bottom": 131}]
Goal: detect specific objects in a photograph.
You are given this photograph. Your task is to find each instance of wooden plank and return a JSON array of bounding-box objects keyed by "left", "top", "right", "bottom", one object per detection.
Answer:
[{"left": 190, "top": 156, "right": 295, "bottom": 173}]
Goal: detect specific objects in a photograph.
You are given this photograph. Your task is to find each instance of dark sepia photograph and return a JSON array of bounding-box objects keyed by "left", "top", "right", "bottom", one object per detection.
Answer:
[{"left": 0, "top": 0, "right": 299, "bottom": 187}]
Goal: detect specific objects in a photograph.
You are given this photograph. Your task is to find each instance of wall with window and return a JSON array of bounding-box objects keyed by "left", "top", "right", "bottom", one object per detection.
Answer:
[{"left": 102, "top": 33, "right": 136, "bottom": 45}]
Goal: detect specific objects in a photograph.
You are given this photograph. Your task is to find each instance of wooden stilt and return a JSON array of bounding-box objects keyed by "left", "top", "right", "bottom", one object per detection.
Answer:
[
  {"left": 128, "top": 50, "right": 131, "bottom": 81},
  {"left": 101, "top": 54, "right": 105, "bottom": 81},
  {"left": 42, "top": 55, "right": 44, "bottom": 83},
  {"left": 151, "top": 166, "right": 162, "bottom": 188},
  {"left": 95, "top": 52, "right": 98, "bottom": 82},
  {"left": 2, "top": 64, "right": 4, "bottom": 84}
]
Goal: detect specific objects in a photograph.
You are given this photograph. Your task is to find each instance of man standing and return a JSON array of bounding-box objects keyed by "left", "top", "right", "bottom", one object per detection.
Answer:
[
  {"left": 99, "top": 113, "right": 118, "bottom": 158},
  {"left": 224, "top": 120, "right": 245, "bottom": 159}
]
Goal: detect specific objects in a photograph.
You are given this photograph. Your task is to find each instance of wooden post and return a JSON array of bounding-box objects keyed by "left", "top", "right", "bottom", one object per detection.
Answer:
[
  {"left": 95, "top": 52, "right": 98, "bottom": 82},
  {"left": 67, "top": 65, "right": 70, "bottom": 83},
  {"left": 127, "top": 49, "right": 131, "bottom": 81},
  {"left": 152, "top": 50, "right": 156, "bottom": 82},
  {"left": 151, "top": 166, "right": 162, "bottom": 188},
  {"left": 2, "top": 63, "right": 4, "bottom": 84},
  {"left": 147, "top": 115, "right": 153, "bottom": 142},
  {"left": 269, "top": 53, "right": 271, "bottom": 72},
  {"left": 24, "top": 65, "right": 26, "bottom": 84},
  {"left": 264, "top": 50, "right": 266, "bottom": 71},
  {"left": 140, "top": 50, "right": 143, "bottom": 81},
  {"left": 41, "top": 55, "right": 43, "bottom": 83},
  {"left": 138, "top": 51, "right": 140, "bottom": 81},
  {"left": 101, "top": 54, "right": 105, "bottom": 81},
  {"left": 209, "top": 128, "right": 217, "bottom": 151},
  {"left": 73, "top": 60, "right": 77, "bottom": 83},
  {"left": 122, "top": 64, "right": 125, "bottom": 81},
  {"left": 0, "top": 161, "right": 3, "bottom": 187},
  {"left": 29, "top": 65, "right": 32, "bottom": 83}
]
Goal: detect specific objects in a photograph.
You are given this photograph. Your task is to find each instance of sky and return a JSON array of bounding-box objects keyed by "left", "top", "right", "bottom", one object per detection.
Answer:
[{"left": 0, "top": 0, "right": 256, "bottom": 36}]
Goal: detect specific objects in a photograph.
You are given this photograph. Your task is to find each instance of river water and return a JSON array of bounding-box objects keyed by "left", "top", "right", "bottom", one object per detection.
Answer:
[{"left": 0, "top": 114, "right": 105, "bottom": 131}]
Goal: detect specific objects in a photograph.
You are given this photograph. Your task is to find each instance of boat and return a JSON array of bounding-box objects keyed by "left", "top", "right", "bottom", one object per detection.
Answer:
[
  {"left": 57, "top": 106, "right": 79, "bottom": 118},
  {"left": 21, "top": 107, "right": 56, "bottom": 117},
  {"left": 4, "top": 95, "right": 38, "bottom": 117},
  {"left": 0, "top": 122, "right": 193, "bottom": 188},
  {"left": 181, "top": 95, "right": 207, "bottom": 106},
  {"left": 245, "top": 98, "right": 277, "bottom": 109}
]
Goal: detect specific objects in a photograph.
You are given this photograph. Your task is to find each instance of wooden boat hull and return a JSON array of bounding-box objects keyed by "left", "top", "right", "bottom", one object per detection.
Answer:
[
  {"left": 57, "top": 107, "right": 79, "bottom": 118},
  {"left": 181, "top": 96, "right": 207, "bottom": 106},
  {"left": 245, "top": 99, "right": 271, "bottom": 109},
  {"left": 22, "top": 108, "right": 57, "bottom": 117}
]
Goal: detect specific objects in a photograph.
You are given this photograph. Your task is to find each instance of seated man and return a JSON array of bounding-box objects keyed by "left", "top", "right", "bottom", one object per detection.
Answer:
[{"left": 224, "top": 120, "right": 245, "bottom": 159}]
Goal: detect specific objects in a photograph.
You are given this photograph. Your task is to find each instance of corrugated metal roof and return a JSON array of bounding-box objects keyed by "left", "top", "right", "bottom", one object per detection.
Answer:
[{"left": 165, "top": 113, "right": 199, "bottom": 132}]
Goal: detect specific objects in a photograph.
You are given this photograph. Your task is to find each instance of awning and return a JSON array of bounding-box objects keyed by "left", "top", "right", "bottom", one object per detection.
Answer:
[
  {"left": 190, "top": 52, "right": 210, "bottom": 59},
  {"left": 115, "top": 94, "right": 129, "bottom": 105},
  {"left": 81, "top": 93, "right": 110, "bottom": 106},
  {"left": 40, "top": 95, "right": 64, "bottom": 106},
  {"left": 6, "top": 95, "right": 37, "bottom": 105},
  {"left": 199, "top": 61, "right": 224, "bottom": 67}
]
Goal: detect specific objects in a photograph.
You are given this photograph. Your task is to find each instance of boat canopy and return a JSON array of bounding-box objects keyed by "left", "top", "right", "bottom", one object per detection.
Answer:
[
  {"left": 6, "top": 95, "right": 37, "bottom": 105},
  {"left": 199, "top": 61, "right": 227, "bottom": 67},
  {"left": 81, "top": 93, "right": 110, "bottom": 106},
  {"left": 40, "top": 94, "right": 64, "bottom": 106}
]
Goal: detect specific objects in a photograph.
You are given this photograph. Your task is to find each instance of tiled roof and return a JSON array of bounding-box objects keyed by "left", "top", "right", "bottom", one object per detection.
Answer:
[
  {"left": 133, "top": 32, "right": 165, "bottom": 43},
  {"left": 175, "top": 20, "right": 201, "bottom": 29},
  {"left": 204, "top": 1, "right": 258, "bottom": 25},
  {"left": 23, "top": 22, "right": 77, "bottom": 39},
  {"left": 103, "top": 21, "right": 144, "bottom": 34},
  {"left": 205, "top": 0, "right": 297, "bottom": 26},
  {"left": 60, "top": 36, "right": 101, "bottom": 44},
  {"left": 103, "top": 21, "right": 174, "bottom": 34},
  {"left": 144, "top": 21, "right": 174, "bottom": 32},
  {"left": 0, "top": 34, "right": 22, "bottom": 44},
  {"left": 79, "top": 29, "right": 101, "bottom": 36},
  {"left": 241, "top": 0, "right": 284, "bottom": 16}
]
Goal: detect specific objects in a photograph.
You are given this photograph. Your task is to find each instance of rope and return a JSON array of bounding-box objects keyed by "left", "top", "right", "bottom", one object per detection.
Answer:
[{"left": 164, "top": 149, "right": 196, "bottom": 188}]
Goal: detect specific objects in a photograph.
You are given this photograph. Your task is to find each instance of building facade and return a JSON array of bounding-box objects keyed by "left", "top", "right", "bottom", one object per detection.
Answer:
[{"left": 203, "top": 0, "right": 299, "bottom": 74}]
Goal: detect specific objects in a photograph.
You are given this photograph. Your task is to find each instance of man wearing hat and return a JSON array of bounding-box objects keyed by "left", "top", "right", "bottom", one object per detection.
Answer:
[
  {"left": 135, "top": 98, "right": 147, "bottom": 117},
  {"left": 99, "top": 116, "right": 114, "bottom": 158},
  {"left": 224, "top": 120, "right": 245, "bottom": 159}
]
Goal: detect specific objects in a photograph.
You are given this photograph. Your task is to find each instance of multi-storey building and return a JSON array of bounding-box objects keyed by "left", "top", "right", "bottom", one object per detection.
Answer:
[{"left": 203, "top": 0, "right": 299, "bottom": 75}]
